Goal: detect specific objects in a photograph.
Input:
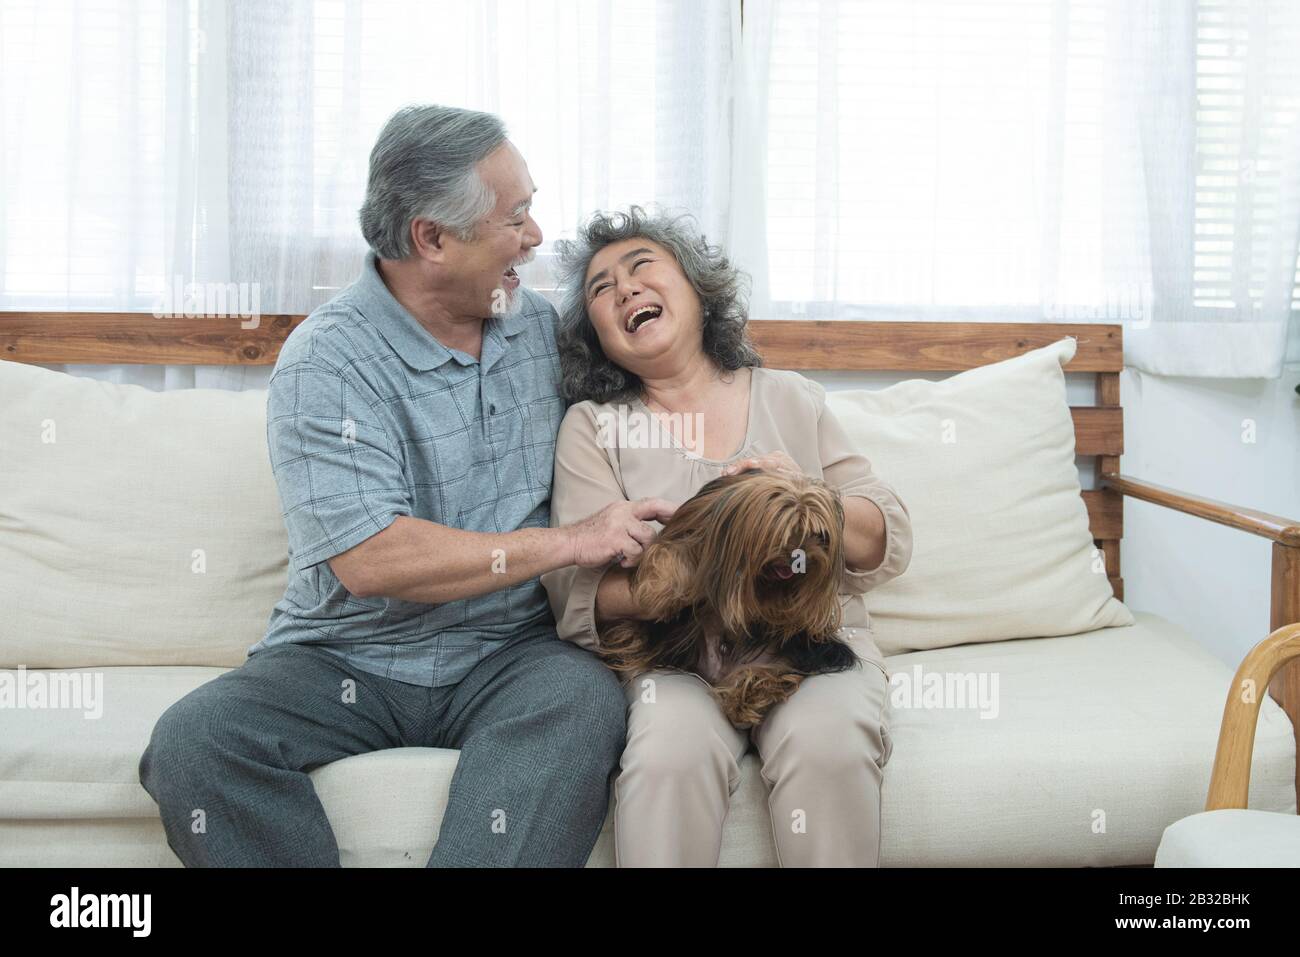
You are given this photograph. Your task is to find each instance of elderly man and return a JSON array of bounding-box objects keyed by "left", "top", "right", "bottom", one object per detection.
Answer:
[{"left": 139, "top": 104, "right": 674, "bottom": 867}]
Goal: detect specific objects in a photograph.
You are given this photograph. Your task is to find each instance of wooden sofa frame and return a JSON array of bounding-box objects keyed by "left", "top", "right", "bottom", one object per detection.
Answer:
[{"left": 2, "top": 311, "right": 1297, "bottom": 813}]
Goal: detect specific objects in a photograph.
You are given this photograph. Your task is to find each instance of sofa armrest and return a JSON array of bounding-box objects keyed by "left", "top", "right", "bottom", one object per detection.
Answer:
[
  {"left": 1102, "top": 472, "right": 1300, "bottom": 809},
  {"left": 1206, "top": 623, "right": 1300, "bottom": 812},
  {"left": 1099, "top": 472, "right": 1300, "bottom": 545}
]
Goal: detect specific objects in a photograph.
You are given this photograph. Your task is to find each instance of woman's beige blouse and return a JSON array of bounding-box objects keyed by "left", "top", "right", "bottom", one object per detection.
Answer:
[{"left": 539, "top": 366, "right": 913, "bottom": 677}]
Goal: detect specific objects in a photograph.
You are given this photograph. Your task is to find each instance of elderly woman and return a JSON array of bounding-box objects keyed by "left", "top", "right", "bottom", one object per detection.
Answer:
[{"left": 539, "top": 206, "right": 912, "bottom": 868}]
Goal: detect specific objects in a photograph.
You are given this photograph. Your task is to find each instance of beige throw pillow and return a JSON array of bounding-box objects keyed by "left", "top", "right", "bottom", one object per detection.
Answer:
[
  {"left": 826, "top": 337, "right": 1134, "bottom": 655},
  {"left": 0, "top": 361, "right": 287, "bottom": 668}
]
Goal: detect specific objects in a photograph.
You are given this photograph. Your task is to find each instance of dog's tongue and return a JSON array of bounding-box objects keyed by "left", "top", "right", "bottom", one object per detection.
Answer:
[{"left": 773, "top": 563, "right": 794, "bottom": 580}]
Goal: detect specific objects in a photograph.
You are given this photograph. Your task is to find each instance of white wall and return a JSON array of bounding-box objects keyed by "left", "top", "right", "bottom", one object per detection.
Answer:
[{"left": 1117, "top": 365, "right": 1300, "bottom": 670}]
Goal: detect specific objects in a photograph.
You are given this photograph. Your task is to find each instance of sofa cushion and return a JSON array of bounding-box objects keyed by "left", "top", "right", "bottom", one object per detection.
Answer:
[
  {"left": 1155, "top": 809, "right": 1300, "bottom": 867},
  {"left": 878, "top": 611, "right": 1294, "bottom": 866},
  {"left": 0, "top": 361, "right": 287, "bottom": 668},
  {"left": 827, "top": 337, "right": 1134, "bottom": 656},
  {"left": 0, "top": 661, "right": 778, "bottom": 867},
  {"left": 2, "top": 612, "right": 1292, "bottom": 867},
  {"left": 0, "top": 665, "right": 230, "bottom": 818}
]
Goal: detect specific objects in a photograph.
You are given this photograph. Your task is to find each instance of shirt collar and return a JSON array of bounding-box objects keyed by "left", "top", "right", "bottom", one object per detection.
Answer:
[{"left": 352, "top": 251, "right": 532, "bottom": 372}]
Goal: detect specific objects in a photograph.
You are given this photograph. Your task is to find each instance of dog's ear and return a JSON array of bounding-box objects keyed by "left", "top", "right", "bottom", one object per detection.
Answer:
[
  {"left": 783, "top": 634, "right": 859, "bottom": 674},
  {"left": 595, "top": 619, "right": 655, "bottom": 679},
  {"left": 781, "top": 481, "right": 848, "bottom": 640},
  {"left": 630, "top": 538, "right": 698, "bottom": 620}
]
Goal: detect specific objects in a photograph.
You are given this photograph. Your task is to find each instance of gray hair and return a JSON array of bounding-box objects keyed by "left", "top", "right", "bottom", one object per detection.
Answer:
[
  {"left": 359, "top": 104, "right": 508, "bottom": 259},
  {"left": 553, "top": 206, "right": 761, "bottom": 404}
]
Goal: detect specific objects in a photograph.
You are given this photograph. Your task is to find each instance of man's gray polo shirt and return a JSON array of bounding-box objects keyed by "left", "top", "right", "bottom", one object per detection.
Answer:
[{"left": 249, "top": 252, "right": 566, "bottom": 687}]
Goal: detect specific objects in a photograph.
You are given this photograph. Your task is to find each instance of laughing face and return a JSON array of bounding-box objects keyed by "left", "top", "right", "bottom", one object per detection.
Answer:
[
  {"left": 438, "top": 140, "right": 542, "bottom": 319},
  {"left": 583, "top": 238, "right": 704, "bottom": 376}
]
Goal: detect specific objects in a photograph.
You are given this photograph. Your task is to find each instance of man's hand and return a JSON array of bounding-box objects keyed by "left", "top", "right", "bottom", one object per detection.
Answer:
[{"left": 566, "top": 498, "right": 678, "bottom": 569}]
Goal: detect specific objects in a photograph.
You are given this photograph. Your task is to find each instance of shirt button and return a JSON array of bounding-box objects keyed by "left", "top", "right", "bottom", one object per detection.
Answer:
[{"left": 489, "top": 404, "right": 497, "bottom": 414}]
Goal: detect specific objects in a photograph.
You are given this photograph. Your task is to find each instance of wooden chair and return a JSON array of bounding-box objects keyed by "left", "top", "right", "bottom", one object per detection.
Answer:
[{"left": 2, "top": 311, "right": 1297, "bottom": 811}]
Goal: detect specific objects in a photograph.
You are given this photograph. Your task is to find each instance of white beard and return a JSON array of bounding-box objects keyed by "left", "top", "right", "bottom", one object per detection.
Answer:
[{"left": 495, "top": 283, "right": 525, "bottom": 319}]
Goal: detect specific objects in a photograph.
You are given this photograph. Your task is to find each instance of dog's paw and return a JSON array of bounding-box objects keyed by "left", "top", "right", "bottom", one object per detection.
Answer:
[{"left": 713, "top": 667, "right": 807, "bottom": 729}]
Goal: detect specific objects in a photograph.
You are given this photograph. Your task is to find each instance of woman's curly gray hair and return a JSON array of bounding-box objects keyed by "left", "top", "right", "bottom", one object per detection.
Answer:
[{"left": 553, "top": 206, "right": 761, "bottom": 404}]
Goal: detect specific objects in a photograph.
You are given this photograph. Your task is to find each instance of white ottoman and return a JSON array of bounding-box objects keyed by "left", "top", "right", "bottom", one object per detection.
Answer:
[{"left": 1155, "top": 809, "right": 1300, "bottom": 867}]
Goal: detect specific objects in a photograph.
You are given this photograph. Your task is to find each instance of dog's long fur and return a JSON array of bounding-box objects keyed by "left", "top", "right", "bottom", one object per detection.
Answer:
[{"left": 598, "top": 469, "right": 858, "bottom": 728}]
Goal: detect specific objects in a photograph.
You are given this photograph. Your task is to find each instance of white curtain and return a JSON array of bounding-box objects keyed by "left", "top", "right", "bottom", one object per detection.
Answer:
[
  {"left": 0, "top": 0, "right": 736, "bottom": 390},
  {"left": 3, "top": 0, "right": 1297, "bottom": 384},
  {"left": 748, "top": 0, "right": 1300, "bottom": 378}
]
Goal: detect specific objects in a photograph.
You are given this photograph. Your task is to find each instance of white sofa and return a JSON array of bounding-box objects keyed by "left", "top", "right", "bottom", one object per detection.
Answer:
[
  {"left": 1, "top": 340, "right": 1295, "bottom": 867},
  {"left": 2, "top": 611, "right": 1295, "bottom": 867}
]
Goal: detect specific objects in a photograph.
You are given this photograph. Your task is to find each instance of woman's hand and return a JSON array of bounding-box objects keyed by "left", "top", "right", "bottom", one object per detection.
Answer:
[
  {"left": 721, "top": 450, "right": 884, "bottom": 570},
  {"left": 721, "top": 450, "right": 804, "bottom": 480}
]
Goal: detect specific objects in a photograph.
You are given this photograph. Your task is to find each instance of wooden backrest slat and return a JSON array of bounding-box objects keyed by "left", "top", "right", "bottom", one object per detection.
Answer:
[
  {"left": 1083, "top": 489, "right": 1123, "bottom": 542},
  {"left": 750, "top": 320, "right": 1124, "bottom": 371},
  {"left": 0, "top": 313, "right": 303, "bottom": 366},
  {"left": 1071, "top": 407, "right": 1123, "bottom": 457},
  {"left": 0, "top": 311, "right": 1126, "bottom": 557},
  {"left": 0, "top": 313, "right": 1124, "bottom": 371}
]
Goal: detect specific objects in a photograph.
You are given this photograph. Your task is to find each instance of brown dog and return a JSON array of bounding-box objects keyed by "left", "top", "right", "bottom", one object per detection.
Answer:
[{"left": 598, "top": 469, "right": 858, "bottom": 728}]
